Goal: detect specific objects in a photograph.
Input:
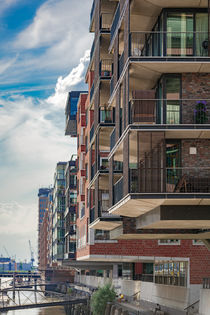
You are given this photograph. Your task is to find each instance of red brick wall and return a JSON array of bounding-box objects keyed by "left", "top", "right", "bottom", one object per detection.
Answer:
[
  {"left": 89, "top": 240, "right": 210, "bottom": 284},
  {"left": 182, "top": 73, "right": 210, "bottom": 124}
]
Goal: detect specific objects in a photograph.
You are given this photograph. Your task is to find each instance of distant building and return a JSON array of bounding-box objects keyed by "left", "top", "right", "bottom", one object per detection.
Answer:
[
  {"left": 65, "top": 91, "right": 88, "bottom": 137},
  {"left": 38, "top": 188, "right": 52, "bottom": 267},
  {"left": 64, "top": 155, "right": 77, "bottom": 260},
  {"left": 52, "top": 162, "right": 67, "bottom": 264}
]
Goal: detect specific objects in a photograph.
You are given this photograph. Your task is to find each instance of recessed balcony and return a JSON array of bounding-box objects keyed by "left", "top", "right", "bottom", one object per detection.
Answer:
[{"left": 130, "top": 31, "right": 209, "bottom": 59}]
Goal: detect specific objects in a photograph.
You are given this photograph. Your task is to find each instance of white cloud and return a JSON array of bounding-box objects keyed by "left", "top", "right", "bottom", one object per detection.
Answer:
[
  {"left": 0, "top": 50, "right": 89, "bottom": 260},
  {"left": 47, "top": 49, "right": 90, "bottom": 108},
  {"left": 15, "top": 0, "right": 92, "bottom": 50},
  {"left": 0, "top": 56, "right": 17, "bottom": 75}
]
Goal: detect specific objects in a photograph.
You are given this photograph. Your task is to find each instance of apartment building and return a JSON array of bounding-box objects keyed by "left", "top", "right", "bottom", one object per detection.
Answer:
[
  {"left": 67, "top": 0, "right": 210, "bottom": 312},
  {"left": 38, "top": 187, "right": 52, "bottom": 268},
  {"left": 64, "top": 156, "right": 77, "bottom": 260},
  {"left": 52, "top": 162, "right": 67, "bottom": 264}
]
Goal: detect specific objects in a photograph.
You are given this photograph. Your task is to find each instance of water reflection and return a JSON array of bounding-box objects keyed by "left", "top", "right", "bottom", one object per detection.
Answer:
[{"left": 8, "top": 306, "right": 66, "bottom": 315}]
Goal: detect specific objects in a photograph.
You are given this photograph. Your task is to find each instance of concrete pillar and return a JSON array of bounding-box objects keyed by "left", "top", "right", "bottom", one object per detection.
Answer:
[{"left": 113, "top": 264, "right": 118, "bottom": 279}]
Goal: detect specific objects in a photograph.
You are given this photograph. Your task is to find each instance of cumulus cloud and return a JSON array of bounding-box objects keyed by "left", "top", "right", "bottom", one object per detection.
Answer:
[{"left": 47, "top": 49, "right": 90, "bottom": 108}]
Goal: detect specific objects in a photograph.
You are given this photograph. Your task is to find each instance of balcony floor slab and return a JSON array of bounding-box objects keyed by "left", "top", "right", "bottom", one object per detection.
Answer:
[{"left": 109, "top": 194, "right": 210, "bottom": 217}]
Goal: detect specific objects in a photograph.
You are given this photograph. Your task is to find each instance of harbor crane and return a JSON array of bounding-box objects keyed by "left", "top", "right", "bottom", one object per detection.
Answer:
[{"left": 28, "top": 241, "right": 35, "bottom": 269}]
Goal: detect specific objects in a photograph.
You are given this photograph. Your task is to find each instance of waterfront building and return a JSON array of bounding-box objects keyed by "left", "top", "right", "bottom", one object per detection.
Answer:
[
  {"left": 38, "top": 188, "right": 52, "bottom": 268},
  {"left": 52, "top": 162, "right": 67, "bottom": 265},
  {"left": 64, "top": 156, "right": 77, "bottom": 260},
  {"left": 65, "top": 0, "right": 210, "bottom": 312}
]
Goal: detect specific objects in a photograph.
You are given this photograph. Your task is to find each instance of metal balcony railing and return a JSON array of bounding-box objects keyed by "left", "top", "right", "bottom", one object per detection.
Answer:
[
  {"left": 129, "top": 99, "right": 210, "bottom": 125},
  {"left": 129, "top": 31, "right": 209, "bottom": 58},
  {"left": 90, "top": 82, "right": 94, "bottom": 102},
  {"left": 100, "top": 60, "right": 113, "bottom": 77},
  {"left": 111, "top": 3, "right": 120, "bottom": 42},
  {"left": 130, "top": 167, "right": 210, "bottom": 194},
  {"left": 113, "top": 177, "right": 123, "bottom": 205},
  {"left": 110, "top": 128, "right": 116, "bottom": 151},
  {"left": 118, "top": 52, "right": 124, "bottom": 78}
]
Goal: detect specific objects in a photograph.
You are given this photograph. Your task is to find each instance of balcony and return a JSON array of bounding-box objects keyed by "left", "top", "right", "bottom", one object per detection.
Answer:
[
  {"left": 129, "top": 31, "right": 209, "bottom": 58},
  {"left": 100, "top": 60, "right": 113, "bottom": 78},
  {"left": 99, "top": 108, "right": 113, "bottom": 124},
  {"left": 100, "top": 13, "right": 112, "bottom": 32},
  {"left": 129, "top": 98, "right": 210, "bottom": 127},
  {"left": 130, "top": 167, "right": 210, "bottom": 194}
]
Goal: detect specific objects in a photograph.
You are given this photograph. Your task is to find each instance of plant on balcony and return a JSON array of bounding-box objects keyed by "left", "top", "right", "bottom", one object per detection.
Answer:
[
  {"left": 194, "top": 101, "right": 208, "bottom": 124},
  {"left": 90, "top": 283, "right": 116, "bottom": 315}
]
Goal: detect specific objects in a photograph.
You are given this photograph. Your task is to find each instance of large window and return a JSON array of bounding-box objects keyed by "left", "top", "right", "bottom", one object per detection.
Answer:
[{"left": 155, "top": 261, "right": 187, "bottom": 286}]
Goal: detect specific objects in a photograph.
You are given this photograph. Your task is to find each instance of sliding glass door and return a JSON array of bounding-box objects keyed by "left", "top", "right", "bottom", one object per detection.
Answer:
[{"left": 166, "top": 13, "right": 194, "bottom": 56}]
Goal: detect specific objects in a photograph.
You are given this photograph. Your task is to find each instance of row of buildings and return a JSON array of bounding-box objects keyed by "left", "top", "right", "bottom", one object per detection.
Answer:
[{"left": 38, "top": 0, "right": 210, "bottom": 313}]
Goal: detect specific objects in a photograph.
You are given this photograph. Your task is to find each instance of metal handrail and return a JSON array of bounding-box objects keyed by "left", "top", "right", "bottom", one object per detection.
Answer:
[{"left": 184, "top": 299, "right": 200, "bottom": 311}]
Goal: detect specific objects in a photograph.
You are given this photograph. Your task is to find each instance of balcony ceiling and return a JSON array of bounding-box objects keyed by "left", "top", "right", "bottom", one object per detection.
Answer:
[
  {"left": 89, "top": 217, "right": 122, "bottom": 230},
  {"left": 130, "top": 0, "right": 207, "bottom": 32},
  {"left": 109, "top": 194, "right": 210, "bottom": 217},
  {"left": 130, "top": 62, "right": 210, "bottom": 92},
  {"left": 112, "top": 230, "right": 210, "bottom": 240}
]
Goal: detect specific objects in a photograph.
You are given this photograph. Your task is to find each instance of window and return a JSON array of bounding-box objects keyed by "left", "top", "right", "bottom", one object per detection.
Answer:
[
  {"left": 193, "top": 240, "right": 204, "bottom": 245},
  {"left": 100, "top": 157, "right": 109, "bottom": 170},
  {"left": 156, "top": 75, "right": 181, "bottom": 125},
  {"left": 155, "top": 261, "right": 187, "bottom": 286},
  {"left": 159, "top": 240, "right": 180, "bottom": 245}
]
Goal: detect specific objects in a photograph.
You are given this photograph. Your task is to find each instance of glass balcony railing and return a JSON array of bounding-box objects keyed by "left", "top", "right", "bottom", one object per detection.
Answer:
[
  {"left": 113, "top": 177, "right": 124, "bottom": 204},
  {"left": 130, "top": 167, "right": 210, "bottom": 194},
  {"left": 90, "top": 207, "right": 95, "bottom": 223},
  {"left": 90, "top": 82, "right": 94, "bottom": 102},
  {"left": 129, "top": 32, "right": 209, "bottom": 58},
  {"left": 90, "top": 124, "right": 95, "bottom": 142},
  {"left": 111, "top": 4, "right": 120, "bottom": 42},
  {"left": 110, "top": 75, "right": 114, "bottom": 96},
  {"left": 129, "top": 99, "right": 210, "bottom": 125},
  {"left": 90, "top": 0, "right": 95, "bottom": 25},
  {"left": 118, "top": 52, "right": 124, "bottom": 78},
  {"left": 100, "top": 60, "right": 113, "bottom": 77},
  {"left": 110, "top": 128, "right": 116, "bottom": 151}
]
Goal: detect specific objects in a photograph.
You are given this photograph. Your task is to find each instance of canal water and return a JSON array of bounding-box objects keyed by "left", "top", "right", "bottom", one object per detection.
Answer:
[{"left": 0, "top": 278, "right": 66, "bottom": 315}]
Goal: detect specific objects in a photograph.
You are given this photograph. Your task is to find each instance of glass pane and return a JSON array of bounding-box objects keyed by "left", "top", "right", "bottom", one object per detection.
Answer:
[
  {"left": 167, "top": 13, "right": 193, "bottom": 56},
  {"left": 195, "top": 13, "right": 208, "bottom": 56},
  {"left": 166, "top": 76, "right": 181, "bottom": 124}
]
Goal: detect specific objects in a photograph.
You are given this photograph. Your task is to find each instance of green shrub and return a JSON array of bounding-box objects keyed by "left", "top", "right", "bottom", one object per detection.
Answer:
[{"left": 90, "top": 283, "right": 116, "bottom": 315}]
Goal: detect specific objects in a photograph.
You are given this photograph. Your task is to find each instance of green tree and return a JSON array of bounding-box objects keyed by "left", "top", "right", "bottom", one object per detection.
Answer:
[{"left": 90, "top": 283, "right": 116, "bottom": 315}]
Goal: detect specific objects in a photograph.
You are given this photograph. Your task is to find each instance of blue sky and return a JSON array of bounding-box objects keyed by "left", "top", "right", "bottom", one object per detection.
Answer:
[{"left": 0, "top": 0, "right": 92, "bottom": 261}]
